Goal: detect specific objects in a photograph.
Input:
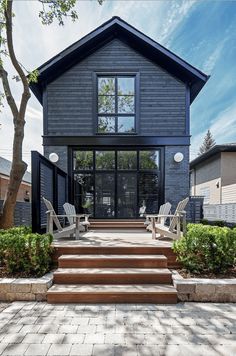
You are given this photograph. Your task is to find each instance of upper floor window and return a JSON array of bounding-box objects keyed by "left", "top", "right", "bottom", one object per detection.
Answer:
[{"left": 97, "top": 75, "right": 136, "bottom": 134}]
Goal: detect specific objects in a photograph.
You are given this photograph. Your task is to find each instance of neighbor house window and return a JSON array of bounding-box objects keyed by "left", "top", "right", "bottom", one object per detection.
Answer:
[{"left": 97, "top": 75, "right": 136, "bottom": 134}]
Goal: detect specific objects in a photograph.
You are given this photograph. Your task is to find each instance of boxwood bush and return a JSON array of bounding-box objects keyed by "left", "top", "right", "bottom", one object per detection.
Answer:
[
  {"left": 173, "top": 224, "right": 236, "bottom": 274},
  {"left": 0, "top": 226, "right": 53, "bottom": 277}
]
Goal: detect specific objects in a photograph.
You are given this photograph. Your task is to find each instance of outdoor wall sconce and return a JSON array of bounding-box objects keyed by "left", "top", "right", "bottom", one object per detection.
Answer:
[
  {"left": 49, "top": 152, "right": 59, "bottom": 163},
  {"left": 174, "top": 152, "right": 184, "bottom": 163}
]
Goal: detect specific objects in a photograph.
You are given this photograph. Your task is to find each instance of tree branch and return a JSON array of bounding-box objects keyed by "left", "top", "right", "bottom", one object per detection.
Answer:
[
  {"left": 0, "top": 66, "right": 18, "bottom": 120},
  {"left": 5, "top": 0, "right": 30, "bottom": 117}
]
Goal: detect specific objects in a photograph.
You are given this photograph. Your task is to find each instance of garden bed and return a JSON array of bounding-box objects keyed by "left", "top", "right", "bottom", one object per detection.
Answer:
[
  {"left": 172, "top": 223, "right": 236, "bottom": 302},
  {"left": 176, "top": 266, "right": 236, "bottom": 279}
]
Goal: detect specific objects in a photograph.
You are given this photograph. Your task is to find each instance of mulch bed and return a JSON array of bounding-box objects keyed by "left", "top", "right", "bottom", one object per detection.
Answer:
[
  {"left": 0, "top": 266, "right": 49, "bottom": 279},
  {"left": 177, "top": 266, "right": 236, "bottom": 279}
]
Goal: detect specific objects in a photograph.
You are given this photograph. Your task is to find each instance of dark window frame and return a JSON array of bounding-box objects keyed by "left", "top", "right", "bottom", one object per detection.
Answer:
[
  {"left": 71, "top": 147, "right": 164, "bottom": 218},
  {"left": 94, "top": 73, "right": 139, "bottom": 135}
]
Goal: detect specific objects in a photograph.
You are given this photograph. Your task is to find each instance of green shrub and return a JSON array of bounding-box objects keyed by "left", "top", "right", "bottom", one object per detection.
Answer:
[
  {"left": 0, "top": 226, "right": 53, "bottom": 277},
  {"left": 173, "top": 224, "right": 236, "bottom": 274},
  {"left": 200, "top": 219, "right": 209, "bottom": 225}
]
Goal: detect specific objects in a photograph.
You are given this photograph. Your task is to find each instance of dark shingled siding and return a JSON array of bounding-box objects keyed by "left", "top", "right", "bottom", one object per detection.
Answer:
[{"left": 46, "top": 39, "right": 186, "bottom": 136}]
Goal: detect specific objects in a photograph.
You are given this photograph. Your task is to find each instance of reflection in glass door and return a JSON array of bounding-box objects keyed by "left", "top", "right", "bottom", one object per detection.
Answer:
[
  {"left": 117, "top": 173, "right": 137, "bottom": 218},
  {"left": 95, "top": 173, "right": 115, "bottom": 218},
  {"left": 139, "top": 173, "right": 159, "bottom": 215}
]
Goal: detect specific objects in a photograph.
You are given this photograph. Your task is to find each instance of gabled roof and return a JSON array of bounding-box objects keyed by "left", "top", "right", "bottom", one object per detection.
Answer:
[
  {"left": 30, "top": 16, "right": 209, "bottom": 104},
  {"left": 0, "top": 157, "right": 31, "bottom": 184},
  {"left": 190, "top": 143, "right": 236, "bottom": 169}
]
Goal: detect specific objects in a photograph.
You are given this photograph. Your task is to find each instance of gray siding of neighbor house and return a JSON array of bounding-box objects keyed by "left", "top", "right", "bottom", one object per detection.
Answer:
[
  {"left": 46, "top": 39, "right": 186, "bottom": 137},
  {"left": 194, "top": 155, "right": 221, "bottom": 185},
  {"left": 165, "top": 146, "right": 190, "bottom": 210}
]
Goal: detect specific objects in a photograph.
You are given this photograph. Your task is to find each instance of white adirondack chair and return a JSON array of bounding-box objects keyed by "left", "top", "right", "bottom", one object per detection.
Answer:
[
  {"left": 145, "top": 202, "right": 172, "bottom": 231},
  {"left": 43, "top": 197, "right": 81, "bottom": 239},
  {"left": 63, "top": 202, "right": 90, "bottom": 232},
  {"left": 148, "top": 197, "right": 189, "bottom": 240}
]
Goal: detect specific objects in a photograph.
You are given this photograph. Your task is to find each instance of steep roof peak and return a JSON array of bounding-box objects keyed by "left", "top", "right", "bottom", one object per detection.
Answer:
[{"left": 30, "top": 16, "right": 209, "bottom": 104}]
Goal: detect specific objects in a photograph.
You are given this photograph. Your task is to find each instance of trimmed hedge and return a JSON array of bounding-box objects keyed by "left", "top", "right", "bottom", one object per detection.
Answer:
[
  {"left": 0, "top": 226, "right": 53, "bottom": 277},
  {"left": 173, "top": 224, "right": 236, "bottom": 274}
]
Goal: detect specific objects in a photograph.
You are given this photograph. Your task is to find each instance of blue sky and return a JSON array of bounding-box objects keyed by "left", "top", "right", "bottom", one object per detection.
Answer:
[{"left": 0, "top": 0, "right": 236, "bottom": 168}]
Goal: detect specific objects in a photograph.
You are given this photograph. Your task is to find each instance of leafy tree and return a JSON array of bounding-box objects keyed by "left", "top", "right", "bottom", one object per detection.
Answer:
[
  {"left": 198, "top": 129, "right": 216, "bottom": 155},
  {"left": 0, "top": 0, "right": 103, "bottom": 229}
]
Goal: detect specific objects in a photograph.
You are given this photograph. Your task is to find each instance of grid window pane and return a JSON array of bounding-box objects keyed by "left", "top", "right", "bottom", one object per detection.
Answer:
[
  {"left": 117, "top": 151, "right": 137, "bottom": 170},
  {"left": 96, "top": 151, "right": 115, "bottom": 170},
  {"left": 139, "top": 151, "right": 159, "bottom": 170},
  {"left": 118, "top": 116, "right": 135, "bottom": 133},
  {"left": 98, "top": 117, "right": 115, "bottom": 133},
  {"left": 118, "top": 77, "right": 135, "bottom": 95},
  {"left": 98, "top": 77, "right": 115, "bottom": 95},
  {"left": 117, "top": 173, "right": 137, "bottom": 218},
  {"left": 139, "top": 173, "right": 159, "bottom": 214},
  {"left": 95, "top": 173, "right": 115, "bottom": 218},
  {"left": 98, "top": 95, "right": 115, "bottom": 114},
  {"left": 118, "top": 96, "right": 134, "bottom": 114},
  {"left": 74, "top": 174, "right": 94, "bottom": 215},
  {"left": 73, "top": 151, "right": 93, "bottom": 170}
]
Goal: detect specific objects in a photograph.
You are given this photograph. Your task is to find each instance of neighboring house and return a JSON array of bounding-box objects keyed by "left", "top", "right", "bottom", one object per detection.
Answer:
[
  {"left": 30, "top": 17, "right": 208, "bottom": 219},
  {"left": 190, "top": 144, "right": 236, "bottom": 204},
  {"left": 0, "top": 157, "right": 31, "bottom": 202}
]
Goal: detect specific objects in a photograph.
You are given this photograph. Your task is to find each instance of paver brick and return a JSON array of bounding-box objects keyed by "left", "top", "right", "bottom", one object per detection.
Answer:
[
  {"left": 70, "top": 344, "right": 93, "bottom": 355},
  {"left": 24, "top": 343, "right": 50, "bottom": 355},
  {"left": 2, "top": 343, "right": 29, "bottom": 356},
  {"left": 84, "top": 333, "right": 105, "bottom": 344},
  {"left": 48, "top": 344, "right": 71, "bottom": 356},
  {"left": 42, "top": 333, "right": 65, "bottom": 344}
]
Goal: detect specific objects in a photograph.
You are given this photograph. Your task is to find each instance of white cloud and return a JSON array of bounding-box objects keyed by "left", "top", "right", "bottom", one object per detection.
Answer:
[
  {"left": 202, "top": 40, "right": 226, "bottom": 73},
  {"left": 158, "top": 0, "right": 196, "bottom": 45}
]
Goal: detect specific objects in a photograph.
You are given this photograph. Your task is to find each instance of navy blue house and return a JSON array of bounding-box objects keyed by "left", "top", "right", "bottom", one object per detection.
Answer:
[{"left": 30, "top": 17, "right": 208, "bottom": 220}]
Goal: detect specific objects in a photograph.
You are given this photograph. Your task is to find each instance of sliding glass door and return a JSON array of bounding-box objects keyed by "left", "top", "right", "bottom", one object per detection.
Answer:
[{"left": 72, "top": 148, "right": 161, "bottom": 218}]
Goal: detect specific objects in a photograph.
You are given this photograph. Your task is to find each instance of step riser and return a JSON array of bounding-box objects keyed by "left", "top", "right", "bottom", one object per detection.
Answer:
[
  {"left": 58, "top": 260, "right": 167, "bottom": 269},
  {"left": 47, "top": 293, "right": 177, "bottom": 304},
  {"left": 53, "top": 274, "right": 172, "bottom": 285},
  {"left": 90, "top": 227, "right": 145, "bottom": 229},
  {"left": 53, "top": 247, "right": 179, "bottom": 268}
]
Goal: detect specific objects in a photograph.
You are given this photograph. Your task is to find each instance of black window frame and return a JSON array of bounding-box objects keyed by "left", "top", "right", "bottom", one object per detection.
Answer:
[
  {"left": 70, "top": 147, "right": 164, "bottom": 218},
  {"left": 95, "top": 73, "right": 139, "bottom": 135}
]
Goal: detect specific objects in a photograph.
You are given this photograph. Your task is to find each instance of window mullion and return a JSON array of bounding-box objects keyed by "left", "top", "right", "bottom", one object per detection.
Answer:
[{"left": 115, "top": 76, "right": 118, "bottom": 133}]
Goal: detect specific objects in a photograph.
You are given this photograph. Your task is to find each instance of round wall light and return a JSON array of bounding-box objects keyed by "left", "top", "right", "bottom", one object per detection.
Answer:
[
  {"left": 49, "top": 152, "right": 59, "bottom": 163},
  {"left": 174, "top": 152, "right": 184, "bottom": 163}
]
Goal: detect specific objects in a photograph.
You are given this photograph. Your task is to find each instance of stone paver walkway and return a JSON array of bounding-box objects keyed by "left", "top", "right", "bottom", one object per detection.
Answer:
[{"left": 0, "top": 302, "right": 235, "bottom": 355}]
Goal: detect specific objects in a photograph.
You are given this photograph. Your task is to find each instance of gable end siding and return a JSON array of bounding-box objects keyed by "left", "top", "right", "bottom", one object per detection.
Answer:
[{"left": 46, "top": 39, "right": 186, "bottom": 136}]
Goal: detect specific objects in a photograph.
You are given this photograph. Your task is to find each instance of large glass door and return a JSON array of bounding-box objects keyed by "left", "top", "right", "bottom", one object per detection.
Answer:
[{"left": 72, "top": 148, "right": 161, "bottom": 218}]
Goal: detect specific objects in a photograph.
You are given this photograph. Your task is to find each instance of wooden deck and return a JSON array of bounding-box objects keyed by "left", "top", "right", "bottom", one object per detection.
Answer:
[{"left": 52, "top": 229, "right": 173, "bottom": 247}]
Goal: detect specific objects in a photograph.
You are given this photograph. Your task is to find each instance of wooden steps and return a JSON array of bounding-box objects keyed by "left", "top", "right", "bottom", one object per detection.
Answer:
[
  {"left": 48, "top": 246, "right": 178, "bottom": 304},
  {"left": 53, "top": 268, "right": 172, "bottom": 284},
  {"left": 53, "top": 246, "right": 181, "bottom": 268},
  {"left": 47, "top": 284, "right": 177, "bottom": 304},
  {"left": 58, "top": 254, "right": 167, "bottom": 268}
]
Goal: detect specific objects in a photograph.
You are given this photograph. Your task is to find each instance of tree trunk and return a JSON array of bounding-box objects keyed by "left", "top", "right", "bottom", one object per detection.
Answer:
[
  {"left": 0, "top": 121, "right": 27, "bottom": 229},
  {"left": 0, "top": 0, "right": 30, "bottom": 229}
]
